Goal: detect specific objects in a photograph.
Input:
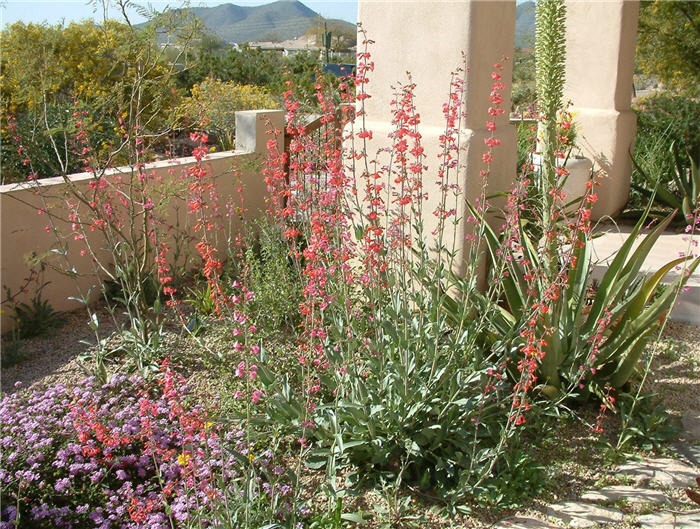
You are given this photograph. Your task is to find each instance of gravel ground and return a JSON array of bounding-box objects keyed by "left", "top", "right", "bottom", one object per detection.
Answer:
[
  {"left": 0, "top": 305, "right": 126, "bottom": 393},
  {"left": 4, "top": 309, "right": 698, "bottom": 400},
  {"left": 644, "top": 320, "right": 700, "bottom": 420}
]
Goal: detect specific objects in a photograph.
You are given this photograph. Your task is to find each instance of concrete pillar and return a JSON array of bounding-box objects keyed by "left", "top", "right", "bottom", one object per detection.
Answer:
[
  {"left": 358, "top": 0, "right": 517, "bottom": 267},
  {"left": 235, "top": 109, "right": 284, "bottom": 155},
  {"left": 564, "top": 0, "right": 640, "bottom": 218}
]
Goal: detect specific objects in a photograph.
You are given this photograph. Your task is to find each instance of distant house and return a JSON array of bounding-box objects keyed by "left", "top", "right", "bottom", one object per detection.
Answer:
[{"left": 249, "top": 34, "right": 322, "bottom": 57}]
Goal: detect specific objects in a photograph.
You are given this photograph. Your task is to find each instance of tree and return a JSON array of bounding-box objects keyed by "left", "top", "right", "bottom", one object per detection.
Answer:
[
  {"left": 0, "top": 19, "right": 187, "bottom": 181},
  {"left": 176, "top": 78, "right": 279, "bottom": 150},
  {"left": 636, "top": 1, "right": 700, "bottom": 97}
]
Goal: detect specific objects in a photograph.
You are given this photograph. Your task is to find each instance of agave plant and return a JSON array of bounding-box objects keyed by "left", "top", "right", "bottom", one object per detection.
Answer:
[
  {"left": 632, "top": 141, "right": 700, "bottom": 222},
  {"left": 459, "top": 206, "right": 699, "bottom": 400}
]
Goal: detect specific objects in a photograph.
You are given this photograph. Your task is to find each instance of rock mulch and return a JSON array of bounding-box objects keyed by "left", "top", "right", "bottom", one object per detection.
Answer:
[
  {"left": 496, "top": 414, "right": 700, "bottom": 529},
  {"left": 615, "top": 457, "right": 697, "bottom": 488},
  {"left": 637, "top": 511, "right": 700, "bottom": 529},
  {"left": 580, "top": 486, "right": 670, "bottom": 505},
  {"left": 638, "top": 511, "right": 700, "bottom": 529},
  {"left": 683, "top": 410, "right": 700, "bottom": 442},
  {"left": 545, "top": 502, "right": 624, "bottom": 528}
]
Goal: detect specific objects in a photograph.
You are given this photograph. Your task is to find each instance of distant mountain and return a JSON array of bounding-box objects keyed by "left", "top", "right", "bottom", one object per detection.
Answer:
[
  {"left": 186, "top": 0, "right": 355, "bottom": 44},
  {"left": 515, "top": 1, "right": 535, "bottom": 49}
]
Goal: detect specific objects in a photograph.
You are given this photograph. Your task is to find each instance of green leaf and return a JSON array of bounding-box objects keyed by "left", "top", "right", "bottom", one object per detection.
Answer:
[
  {"left": 629, "top": 256, "right": 691, "bottom": 319},
  {"left": 608, "top": 256, "right": 700, "bottom": 387},
  {"left": 88, "top": 312, "right": 99, "bottom": 330},
  {"left": 341, "top": 513, "right": 366, "bottom": 524},
  {"left": 582, "top": 210, "right": 671, "bottom": 335},
  {"left": 67, "top": 296, "right": 88, "bottom": 305}
]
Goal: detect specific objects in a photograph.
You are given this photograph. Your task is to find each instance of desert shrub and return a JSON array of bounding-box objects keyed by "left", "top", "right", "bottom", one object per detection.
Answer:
[
  {"left": 242, "top": 219, "right": 303, "bottom": 335},
  {"left": 249, "top": 28, "right": 697, "bottom": 513},
  {"left": 176, "top": 79, "right": 280, "bottom": 151},
  {"left": 511, "top": 49, "right": 536, "bottom": 114},
  {"left": 253, "top": 45, "right": 535, "bottom": 503},
  {"left": 635, "top": 93, "right": 700, "bottom": 153},
  {"left": 0, "top": 19, "right": 184, "bottom": 183},
  {"left": 636, "top": 1, "right": 700, "bottom": 97}
]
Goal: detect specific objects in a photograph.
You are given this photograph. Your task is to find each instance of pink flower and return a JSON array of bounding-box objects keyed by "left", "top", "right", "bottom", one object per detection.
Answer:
[
  {"left": 251, "top": 390, "right": 263, "bottom": 403},
  {"left": 235, "top": 361, "right": 246, "bottom": 378}
]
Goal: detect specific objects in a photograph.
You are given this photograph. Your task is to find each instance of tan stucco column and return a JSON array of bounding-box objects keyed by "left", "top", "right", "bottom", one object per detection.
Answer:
[
  {"left": 358, "top": 0, "right": 517, "bottom": 267},
  {"left": 564, "top": 0, "right": 640, "bottom": 218}
]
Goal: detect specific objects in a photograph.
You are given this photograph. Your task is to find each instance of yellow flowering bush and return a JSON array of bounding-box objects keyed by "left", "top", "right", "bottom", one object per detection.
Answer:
[
  {"left": 177, "top": 79, "right": 279, "bottom": 151},
  {"left": 0, "top": 20, "right": 181, "bottom": 182}
]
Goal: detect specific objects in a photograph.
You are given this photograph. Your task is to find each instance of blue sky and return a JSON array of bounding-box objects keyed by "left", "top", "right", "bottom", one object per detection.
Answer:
[{"left": 0, "top": 0, "right": 359, "bottom": 26}]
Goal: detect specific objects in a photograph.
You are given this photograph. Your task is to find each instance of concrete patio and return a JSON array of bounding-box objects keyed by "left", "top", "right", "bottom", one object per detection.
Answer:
[{"left": 590, "top": 226, "right": 699, "bottom": 324}]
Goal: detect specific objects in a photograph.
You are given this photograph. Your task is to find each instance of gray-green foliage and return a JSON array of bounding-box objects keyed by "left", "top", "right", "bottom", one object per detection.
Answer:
[
  {"left": 255, "top": 269, "right": 511, "bottom": 495},
  {"left": 615, "top": 392, "right": 678, "bottom": 452},
  {"left": 632, "top": 142, "right": 700, "bottom": 222},
  {"left": 628, "top": 93, "right": 700, "bottom": 218}
]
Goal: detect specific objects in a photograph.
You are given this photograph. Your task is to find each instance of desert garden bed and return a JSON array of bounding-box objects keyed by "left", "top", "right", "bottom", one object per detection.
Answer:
[
  {"left": 2, "top": 8, "right": 700, "bottom": 527},
  {"left": 2, "top": 301, "right": 699, "bottom": 528}
]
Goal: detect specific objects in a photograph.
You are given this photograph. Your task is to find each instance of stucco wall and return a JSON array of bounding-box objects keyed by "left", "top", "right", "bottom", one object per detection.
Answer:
[{"left": 1, "top": 110, "right": 283, "bottom": 333}]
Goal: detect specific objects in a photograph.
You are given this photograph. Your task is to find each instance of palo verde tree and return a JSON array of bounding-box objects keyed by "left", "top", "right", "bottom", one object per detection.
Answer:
[
  {"left": 0, "top": 5, "right": 200, "bottom": 182},
  {"left": 636, "top": 0, "right": 700, "bottom": 97},
  {"left": 1, "top": 20, "right": 169, "bottom": 182}
]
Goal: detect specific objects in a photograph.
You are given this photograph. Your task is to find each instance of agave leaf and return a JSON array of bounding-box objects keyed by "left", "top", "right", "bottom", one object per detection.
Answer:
[
  {"left": 671, "top": 141, "right": 694, "bottom": 201},
  {"left": 467, "top": 201, "right": 526, "bottom": 317},
  {"left": 559, "top": 232, "right": 594, "bottom": 351},
  {"left": 683, "top": 196, "right": 693, "bottom": 219},
  {"left": 566, "top": 231, "right": 591, "bottom": 302},
  {"left": 519, "top": 223, "right": 541, "bottom": 272},
  {"left": 606, "top": 257, "right": 700, "bottom": 387},
  {"left": 606, "top": 327, "right": 655, "bottom": 388},
  {"left": 614, "top": 211, "right": 675, "bottom": 301},
  {"left": 582, "top": 210, "right": 672, "bottom": 335},
  {"left": 594, "top": 278, "right": 646, "bottom": 351},
  {"left": 627, "top": 256, "right": 692, "bottom": 320},
  {"left": 470, "top": 290, "right": 515, "bottom": 338},
  {"left": 690, "top": 151, "right": 700, "bottom": 202},
  {"left": 539, "top": 329, "right": 563, "bottom": 388}
]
